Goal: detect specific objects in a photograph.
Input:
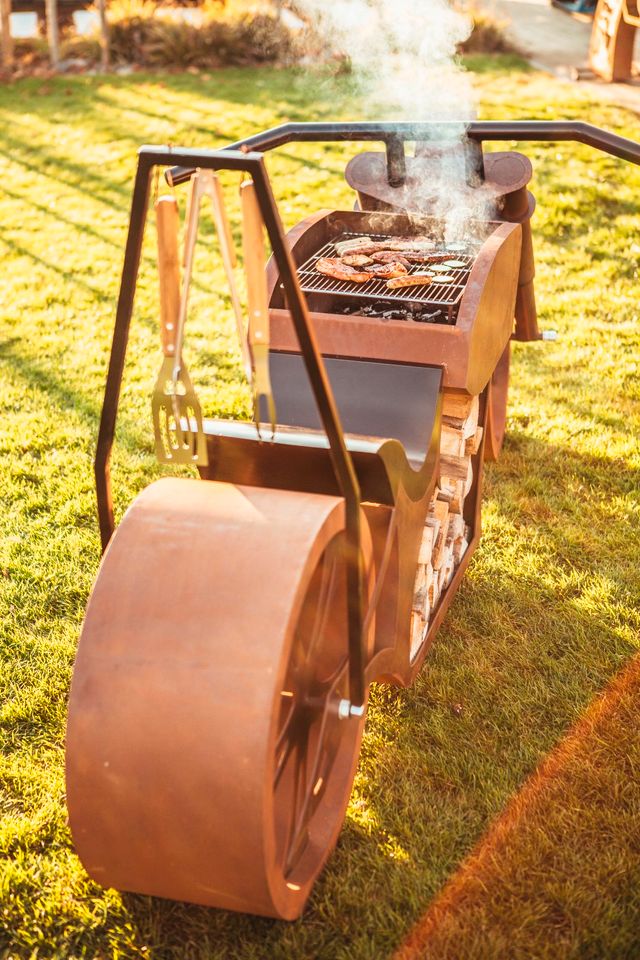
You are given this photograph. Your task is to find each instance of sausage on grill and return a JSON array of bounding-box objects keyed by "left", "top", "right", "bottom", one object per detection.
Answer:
[{"left": 386, "top": 274, "right": 434, "bottom": 290}]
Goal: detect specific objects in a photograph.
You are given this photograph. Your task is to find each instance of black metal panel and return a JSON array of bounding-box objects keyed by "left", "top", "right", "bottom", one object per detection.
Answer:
[{"left": 266, "top": 352, "right": 441, "bottom": 470}]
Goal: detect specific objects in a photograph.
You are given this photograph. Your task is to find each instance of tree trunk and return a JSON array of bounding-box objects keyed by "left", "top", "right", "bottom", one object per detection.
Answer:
[
  {"left": 45, "top": 0, "right": 59, "bottom": 69},
  {"left": 97, "top": 0, "right": 109, "bottom": 70},
  {"left": 0, "top": 0, "right": 13, "bottom": 71}
]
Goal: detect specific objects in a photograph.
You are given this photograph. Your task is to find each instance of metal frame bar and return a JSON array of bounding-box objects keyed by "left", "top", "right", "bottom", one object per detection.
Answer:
[{"left": 165, "top": 120, "right": 640, "bottom": 188}]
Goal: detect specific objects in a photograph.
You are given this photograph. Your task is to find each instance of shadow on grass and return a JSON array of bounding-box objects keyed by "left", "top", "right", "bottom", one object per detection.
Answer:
[
  {"left": 394, "top": 654, "right": 640, "bottom": 959},
  {"left": 0, "top": 235, "right": 113, "bottom": 300},
  {"left": 0, "top": 72, "right": 361, "bottom": 184},
  {"left": 1, "top": 184, "right": 126, "bottom": 254},
  {"left": 0, "top": 131, "right": 130, "bottom": 209},
  {"left": 0, "top": 337, "right": 152, "bottom": 459},
  {"left": 87, "top": 433, "right": 639, "bottom": 960}
]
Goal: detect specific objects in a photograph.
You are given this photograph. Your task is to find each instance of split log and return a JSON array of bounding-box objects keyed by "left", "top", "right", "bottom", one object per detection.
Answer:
[
  {"left": 432, "top": 529, "right": 446, "bottom": 571},
  {"left": 465, "top": 425, "right": 484, "bottom": 456},
  {"left": 440, "top": 423, "right": 466, "bottom": 457},
  {"left": 428, "top": 575, "right": 440, "bottom": 608},
  {"left": 410, "top": 612, "right": 427, "bottom": 659},
  {"left": 440, "top": 452, "right": 472, "bottom": 483},
  {"left": 444, "top": 558, "right": 455, "bottom": 588},
  {"left": 437, "top": 482, "right": 456, "bottom": 504},
  {"left": 419, "top": 520, "right": 436, "bottom": 563},
  {"left": 413, "top": 585, "right": 427, "bottom": 613},
  {"left": 453, "top": 537, "right": 468, "bottom": 564},
  {"left": 447, "top": 513, "right": 465, "bottom": 543},
  {"left": 463, "top": 457, "right": 474, "bottom": 497},
  {"left": 433, "top": 499, "right": 449, "bottom": 529},
  {"left": 440, "top": 476, "right": 464, "bottom": 514}
]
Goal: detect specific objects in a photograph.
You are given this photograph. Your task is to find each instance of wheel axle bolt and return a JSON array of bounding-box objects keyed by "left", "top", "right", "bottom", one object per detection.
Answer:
[{"left": 338, "top": 699, "right": 365, "bottom": 719}]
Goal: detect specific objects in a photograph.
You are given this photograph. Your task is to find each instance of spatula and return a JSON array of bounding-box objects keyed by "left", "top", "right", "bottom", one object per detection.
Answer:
[
  {"left": 152, "top": 192, "right": 208, "bottom": 466},
  {"left": 240, "top": 178, "right": 277, "bottom": 438}
]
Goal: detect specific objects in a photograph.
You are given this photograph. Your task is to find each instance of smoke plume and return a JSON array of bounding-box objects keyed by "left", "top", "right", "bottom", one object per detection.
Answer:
[{"left": 294, "top": 0, "right": 496, "bottom": 233}]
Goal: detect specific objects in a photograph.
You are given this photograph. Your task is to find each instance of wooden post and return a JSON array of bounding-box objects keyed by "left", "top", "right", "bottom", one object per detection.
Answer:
[
  {"left": 45, "top": 0, "right": 59, "bottom": 69},
  {"left": 589, "top": 0, "right": 637, "bottom": 82},
  {"left": 0, "top": 0, "right": 13, "bottom": 72},
  {"left": 97, "top": 0, "right": 109, "bottom": 70}
]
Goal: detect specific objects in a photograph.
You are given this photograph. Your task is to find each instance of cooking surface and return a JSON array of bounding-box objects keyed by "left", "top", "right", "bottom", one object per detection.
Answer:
[{"left": 296, "top": 232, "right": 477, "bottom": 308}]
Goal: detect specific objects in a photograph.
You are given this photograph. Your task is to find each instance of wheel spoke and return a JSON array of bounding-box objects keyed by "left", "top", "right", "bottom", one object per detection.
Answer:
[
  {"left": 276, "top": 696, "right": 296, "bottom": 752},
  {"left": 284, "top": 734, "right": 309, "bottom": 872},
  {"left": 274, "top": 706, "right": 301, "bottom": 788},
  {"left": 284, "top": 663, "right": 349, "bottom": 876},
  {"left": 311, "top": 655, "right": 347, "bottom": 698},
  {"left": 301, "top": 545, "right": 338, "bottom": 670}
]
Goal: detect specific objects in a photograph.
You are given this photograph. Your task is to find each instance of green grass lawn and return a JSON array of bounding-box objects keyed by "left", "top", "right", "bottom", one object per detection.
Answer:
[{"left": 1, "top": 56, "right": 639, "bottom": 959}]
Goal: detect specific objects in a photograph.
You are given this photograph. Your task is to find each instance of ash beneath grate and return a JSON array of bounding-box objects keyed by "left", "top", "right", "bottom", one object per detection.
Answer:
[{"left": 340, "top": 301, "right": 450, "bottom": 324}]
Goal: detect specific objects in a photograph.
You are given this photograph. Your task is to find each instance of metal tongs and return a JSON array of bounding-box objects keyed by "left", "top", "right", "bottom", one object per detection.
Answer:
[
  {"left": 240, "top": 178, "right": 277, "bottom": 439},
  {"left": 193, "top": 171, "right": 253, "bottom": 383},
  {"left": 171, "top": 169, "right": 277, "bottom": 441},
  {"left": 190, "top": 170, "right": 276, "bottom": 439}
]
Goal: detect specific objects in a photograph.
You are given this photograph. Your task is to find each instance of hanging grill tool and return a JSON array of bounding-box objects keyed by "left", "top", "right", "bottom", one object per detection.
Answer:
[
  {"left": 152, "top": 190, "right": 208, "bottom": 466},
  {"left": 202, "top": 171, "right": 253, "bottom": 383},
  {"left": 240, "top": 178, "right": 277, "bottom": 438}
]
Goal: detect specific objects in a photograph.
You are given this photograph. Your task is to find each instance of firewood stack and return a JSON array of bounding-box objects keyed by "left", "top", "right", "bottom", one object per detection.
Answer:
[{"left": 410, "top": 392, "right": 483, "bottom": 658}]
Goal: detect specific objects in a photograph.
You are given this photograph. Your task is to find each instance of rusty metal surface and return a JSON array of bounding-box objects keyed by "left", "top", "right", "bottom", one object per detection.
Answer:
[
  {"left": 269, "top": 214, "right": 521, "bottom": 395},
  {"left": 344, "top": 150, "right": 533, "bottom": 211},
  {"left": 67, "top": 478, "right": 374, "bottom": 920}
]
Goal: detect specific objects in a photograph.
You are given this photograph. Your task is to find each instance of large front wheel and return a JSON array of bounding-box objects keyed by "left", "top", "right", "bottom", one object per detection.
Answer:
[{"left": 66, "top": 478, "right": 373, "bottom": 920}]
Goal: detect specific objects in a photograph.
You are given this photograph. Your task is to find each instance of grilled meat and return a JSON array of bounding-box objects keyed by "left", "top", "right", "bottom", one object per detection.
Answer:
[
  {"left": 386, "top": 274, "right": 434, "bottom": 290},
  {"left": 334, "top": 238, "right": 383, "bottom": 256},
  {"left": 370, "top": 251, "right": 411, "bottom": 266},
  {"left": 316, "top": 257, "right": 371, "bottom": 283},
  {"left": 366, "top": 261, "right": 409, "bottom": 279},
  {"left": 402, "top": 252, "right": 452, "bottom": 264},
  {"left": 340, "top": 253, "right": 374, "bottom": 267},
  {"left": 382, "top": 237, "right": 436, "bottom": 252},
  {"left": 334, "top": 235, "right": 437, "bottom": 257}
]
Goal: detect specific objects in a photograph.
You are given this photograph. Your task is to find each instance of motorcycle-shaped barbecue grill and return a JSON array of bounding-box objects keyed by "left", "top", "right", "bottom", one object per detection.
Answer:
[{"left": 66, "top": 121, "right": 640, "bottom": 920}]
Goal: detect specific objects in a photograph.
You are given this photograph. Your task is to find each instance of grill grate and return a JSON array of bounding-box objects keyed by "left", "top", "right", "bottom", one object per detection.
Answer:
[{"left": 296, "top": 233, "right": 477, "bottom": 310}]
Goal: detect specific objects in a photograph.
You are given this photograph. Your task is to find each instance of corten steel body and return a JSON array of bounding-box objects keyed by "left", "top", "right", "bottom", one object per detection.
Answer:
[{"left": 66, "top": 123, "right": 640, "bottom": 921}]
